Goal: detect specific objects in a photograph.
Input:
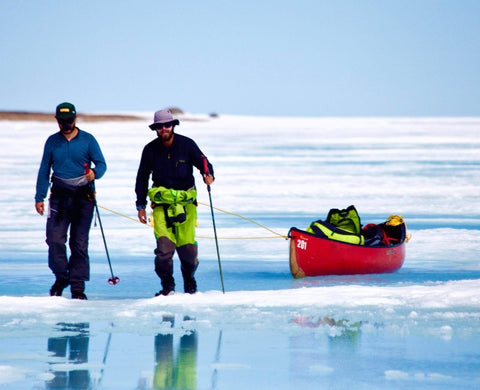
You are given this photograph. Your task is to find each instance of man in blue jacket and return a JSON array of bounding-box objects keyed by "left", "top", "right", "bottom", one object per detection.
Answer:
[
  {"left": 35, "top": 102, "right": 107, "bottom": 299},
  {"left": 135, "top": 109, "right": 214, "bottom": 296}
]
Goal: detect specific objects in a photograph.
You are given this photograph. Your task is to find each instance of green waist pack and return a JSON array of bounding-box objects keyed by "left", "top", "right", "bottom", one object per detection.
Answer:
[{"left": 148, "top": 186, "right": 197, "bottom": 226}]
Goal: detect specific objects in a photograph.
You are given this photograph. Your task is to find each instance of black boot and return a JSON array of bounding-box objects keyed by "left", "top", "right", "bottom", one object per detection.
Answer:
[
  {"left": 49, "top": 278, "right": 69, "bottom": 296},
  {"left": 71, "top": 291, "right": 88, "bottom": 300},
  {"left": 184, "top": 277, "right": 197, "bottom": 294},
  {"left": 70, "top": 281, "right": 87, "bottom": 300},
  {"left": 155, "top": 275, "right": 175, "bottom": 297},
  {"left": 155, "top": 289, "right": 174, "bottom": 297}
]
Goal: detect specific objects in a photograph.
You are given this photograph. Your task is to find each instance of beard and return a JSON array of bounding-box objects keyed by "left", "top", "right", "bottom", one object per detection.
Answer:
[
  {"left": 60, "top": 124, "right": 75, "bottom": 133},
  {"left": 157, "top": 128, "right": 174, "bottom": 142},
  {"left": 59, "top": 124, "right": 76, "bottom": 134}
]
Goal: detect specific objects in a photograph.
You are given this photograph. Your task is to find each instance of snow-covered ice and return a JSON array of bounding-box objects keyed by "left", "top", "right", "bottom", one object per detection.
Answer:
[{"left": 0, "top": 114, "right": 479, "bottom": 389}]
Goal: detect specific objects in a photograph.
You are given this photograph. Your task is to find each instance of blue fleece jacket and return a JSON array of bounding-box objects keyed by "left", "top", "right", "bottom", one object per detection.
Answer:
[{"left": 35, "top": 129, "right": 107, "bottom": 202}]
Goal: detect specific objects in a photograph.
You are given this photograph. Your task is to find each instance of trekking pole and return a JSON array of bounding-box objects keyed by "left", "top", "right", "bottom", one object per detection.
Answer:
[
  {"left": 84, "top": 164, "right": 120, "bottom": 285},
  {"left": 95, "top": 202, "right": 120, "bottom": 285},
  {"left": 202, "top": 156, "right": 225, "bottom": 293}
]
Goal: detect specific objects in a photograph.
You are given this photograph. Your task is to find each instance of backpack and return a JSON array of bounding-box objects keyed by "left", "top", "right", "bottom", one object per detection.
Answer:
[
  {"left": 307, "top": 220, "right": 365, "bottom": 245},
  {"left": 326, "top": 205, "right": 362, "bottom": 235},
  {"left": 306, "top": 205, "right": 365, "bottom": 245},
  {"left": 362, "top": 223, "right": 389, "bottom": 246}
]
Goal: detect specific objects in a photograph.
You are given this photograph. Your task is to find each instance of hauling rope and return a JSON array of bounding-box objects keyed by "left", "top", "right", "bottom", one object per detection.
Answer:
[{"left": 96, "top": 203, "right": 288, "bottom": 240}]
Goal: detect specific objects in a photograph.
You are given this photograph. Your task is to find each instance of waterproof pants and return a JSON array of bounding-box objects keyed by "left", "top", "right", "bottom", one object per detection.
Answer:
[
  {"left": 46, "top": 195, "right": 94, "bottom": 292},
  {"left": 152, "top": 202, "right": 198, "bottom": 291}
]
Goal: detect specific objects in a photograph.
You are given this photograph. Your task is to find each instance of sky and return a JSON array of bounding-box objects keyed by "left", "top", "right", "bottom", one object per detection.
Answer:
[{"left": 1, "top": 0, "right": 479, "bottom": 117}]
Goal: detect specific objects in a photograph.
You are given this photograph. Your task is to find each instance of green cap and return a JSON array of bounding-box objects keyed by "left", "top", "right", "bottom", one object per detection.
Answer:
[{"left": 55, "top": 102, "right": 76, "bottom": 119}]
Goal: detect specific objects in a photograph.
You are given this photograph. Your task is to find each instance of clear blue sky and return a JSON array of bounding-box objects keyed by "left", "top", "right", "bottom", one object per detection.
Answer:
[{"left": 1, "top": 0, "right": 479, "bottom": 117}]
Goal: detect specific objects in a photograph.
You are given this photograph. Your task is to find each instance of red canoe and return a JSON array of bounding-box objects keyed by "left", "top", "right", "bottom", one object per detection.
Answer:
[{"left": 288, "top": 223, "right": 407, "bottom": 278}]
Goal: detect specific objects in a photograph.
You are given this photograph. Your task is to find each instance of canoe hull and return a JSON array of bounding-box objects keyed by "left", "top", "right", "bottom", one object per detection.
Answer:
[{"left": 289, "top": 227, "right": 406, "bottom": 278}]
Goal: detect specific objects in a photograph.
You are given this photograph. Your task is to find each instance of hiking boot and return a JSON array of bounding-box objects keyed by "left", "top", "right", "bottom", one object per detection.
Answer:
[
  {"left": 156, "top": 276, "right": 175, "bottom": 297},
  {"left": 71, "top": 291, "right": 88, "bottom": 300},
  {"left": 155, "top": 289, "right": 174, "bottom": 297},
  {"left": 184, "top": 278, "right": 197, "bottom": 294},
  {"left": 49, "top": 279, "right": 69, "bottom": 296}
]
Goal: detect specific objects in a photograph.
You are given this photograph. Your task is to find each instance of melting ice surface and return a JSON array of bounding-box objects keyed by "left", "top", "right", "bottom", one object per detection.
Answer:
[{"left": 0, "top": 114, "right": 479, "bottom": 389}]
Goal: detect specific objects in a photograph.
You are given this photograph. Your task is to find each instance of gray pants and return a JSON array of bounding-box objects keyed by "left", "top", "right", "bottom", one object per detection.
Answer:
[
  {"left": 154, "top": 237, "right": 199, "bottom": 291},
  {"left": 46, "top": 193, "right": 94, "bottom": 292}
]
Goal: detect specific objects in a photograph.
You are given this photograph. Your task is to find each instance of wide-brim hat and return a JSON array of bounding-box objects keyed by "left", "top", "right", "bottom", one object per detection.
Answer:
[
  {"left": 149, "top": 109, "right": 180, "bottom": 130},
  {"left": 55, "top": 102, "right": 76, "bottom": 119}
]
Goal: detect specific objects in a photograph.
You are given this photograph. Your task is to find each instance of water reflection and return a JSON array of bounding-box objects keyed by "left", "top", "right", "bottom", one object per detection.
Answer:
[
  {"left": 289, "top": 316, "right": 362, "bottom": 382},
  {"left": 46, "top": 322, "right": 91, "bottom": 389},
  {"left": 151, "top": 315, "right": 198, "bottom": 390},
  {"left": 9, "top": 316, "right": 471, "bottom": 389}
]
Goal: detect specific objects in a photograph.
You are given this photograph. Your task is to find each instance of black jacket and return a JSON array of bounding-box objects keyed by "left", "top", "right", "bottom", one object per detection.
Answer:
[{"left": 135, "top": 133, "right": 214, "bottom": 209}]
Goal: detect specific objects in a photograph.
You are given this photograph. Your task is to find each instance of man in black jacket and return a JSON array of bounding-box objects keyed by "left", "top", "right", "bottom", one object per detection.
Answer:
[{"left": 135, "top": 109, "right": 214, "bottom": 296}]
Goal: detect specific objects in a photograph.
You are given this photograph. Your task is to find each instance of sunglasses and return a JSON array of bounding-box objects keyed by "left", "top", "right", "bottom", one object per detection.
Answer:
[
  {"left": 152, "top": 122, "right": 173, "bottom": 130},
  {"left": 57, "top": 117, "right": 75, "bottom": 126}
]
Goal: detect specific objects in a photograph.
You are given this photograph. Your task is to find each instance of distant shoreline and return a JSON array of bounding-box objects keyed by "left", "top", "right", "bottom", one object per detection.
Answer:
[{"left": 0, "top": 111, "right": 144, "bottom": 122}]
